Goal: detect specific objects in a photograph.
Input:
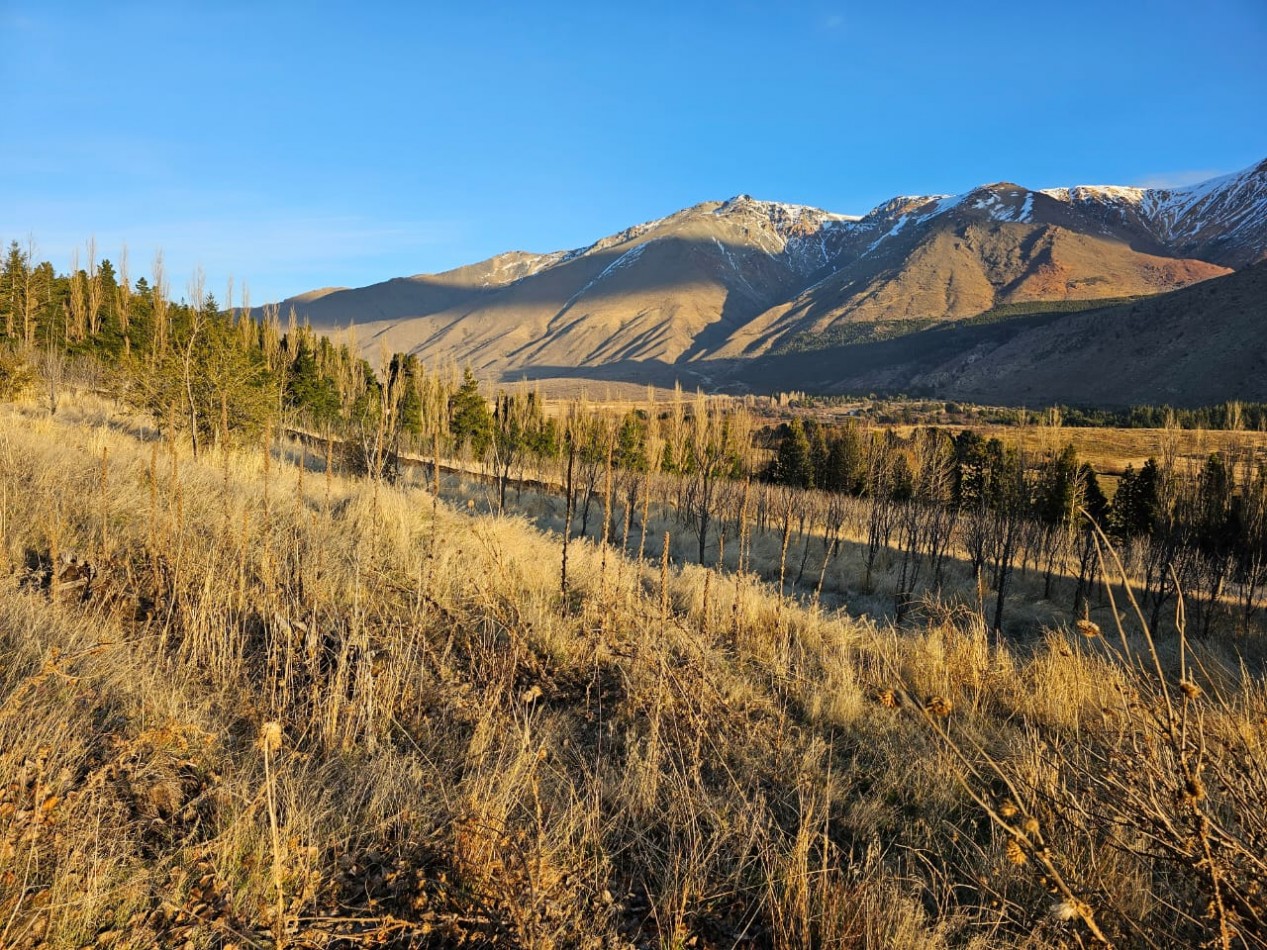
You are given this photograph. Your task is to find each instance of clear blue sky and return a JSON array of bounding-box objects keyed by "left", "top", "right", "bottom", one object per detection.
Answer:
[{"left": 3, "top": 0, "right": 1264, "bottom": 304}]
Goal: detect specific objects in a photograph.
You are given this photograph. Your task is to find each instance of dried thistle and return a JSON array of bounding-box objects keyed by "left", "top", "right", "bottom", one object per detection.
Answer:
[
  {"left": 1050, "top": 898, "right": 1090, "bottom": 922},
  {"left": 926, "top": 695, "right": 953, "bottom": 718},
  {"left": 1005, "top": 837, "right": 1027, "bottom": 866},
  {"left": 520, "top": 684, "right": 543, "bottom": 704},
  {"left": 1182, "top": 775, "right": 1206, "bottom": 805},
  {"left": 1075, "top": 619, "right": 1100, "bottom": 638},
  {"left": 259, "top": 720, "right": 283, "bottom": 753},
  {"left": 1179, "top": 679, "right": 1202, "bottom": 700}
]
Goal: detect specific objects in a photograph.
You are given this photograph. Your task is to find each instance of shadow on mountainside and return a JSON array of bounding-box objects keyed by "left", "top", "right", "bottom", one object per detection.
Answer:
[
  {"left": 503, "top": 309, "right": 1072, "bottom": 397},
  {"left": 732, "top": 308, "right": 1078, "bottom": 395}
]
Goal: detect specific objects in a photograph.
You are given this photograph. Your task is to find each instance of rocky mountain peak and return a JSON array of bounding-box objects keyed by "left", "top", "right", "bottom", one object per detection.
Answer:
[{"left": 273, "top": 157, "right": 1265, "bottom": 381}]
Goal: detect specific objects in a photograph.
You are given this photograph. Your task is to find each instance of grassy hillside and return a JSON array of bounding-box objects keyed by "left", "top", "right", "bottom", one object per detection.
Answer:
[{"left": 2, "top": 396, "right": 1266, "bottom": 948}]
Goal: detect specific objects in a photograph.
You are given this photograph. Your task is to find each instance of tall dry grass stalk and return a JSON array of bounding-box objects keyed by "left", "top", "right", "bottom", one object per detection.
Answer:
[{"left": 0, "top": 395, "right": 1264, "bottom": 949}]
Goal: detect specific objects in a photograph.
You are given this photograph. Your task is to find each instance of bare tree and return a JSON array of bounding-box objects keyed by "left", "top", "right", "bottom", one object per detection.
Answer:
[
  {"left": 151, "top": 251, "right": 170, "bottom": 361},
  {"left": 684, "top": 393, "right": 749, "bottom": 564},
  {"left": 41, "top": 341, "right": 66, "bottom": 415},
  {"left": 85, "top": 237, "right": 102, "bottom": 337},
  {"left": 2, "top": 241, "right": 21, "bottom": 338},
  {"left": 67, "top": 248, "right": 86, "bottom": 342},
  {"left": 182, "top": 269, "right": 206, "bottom": 456},
  {"left": 18, "top": 237, "right": 42, "bottom": 349},
  {"left": 116, "top": 244, "right": 132, "bottom": 354}
]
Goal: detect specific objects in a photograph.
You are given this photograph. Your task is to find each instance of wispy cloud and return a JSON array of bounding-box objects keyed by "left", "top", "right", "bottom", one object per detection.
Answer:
[
  {"left": 0, "top": 10, "right": 39, "bottom": 30},
  {"left": 1133, "top": 169, "right": 1225, "bottom": 189}
]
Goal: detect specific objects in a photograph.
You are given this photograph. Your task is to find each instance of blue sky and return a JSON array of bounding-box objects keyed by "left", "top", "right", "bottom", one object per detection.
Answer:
[{"left": 2, "top": 0, "right": 1265, "bottom": 304}]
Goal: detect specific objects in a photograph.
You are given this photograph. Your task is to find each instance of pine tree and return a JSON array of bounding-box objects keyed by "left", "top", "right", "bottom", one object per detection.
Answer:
[
  {"left": 285, "top": 337, "right": 341, "bottom": 428},
  {"left": 1035, "top": 443, "right": 1081, "bottom": 526},
  {"left": 1, "top": 241, "right": 28, "bottom": 339},
  {"left": 1112, "top": 458, "right": 1161, "bottom": 539},
  {"left": 1080, "top": 463, "right": 1109, "bottom": 525},
  {"left": 823, "top": 425, "right": 865, "bottom": 494},
  {"left": 448, "top": 367, "right": 493, "bottom": 455},
  {"left": 614, "top": 410, "right": 649, "bottom": 473},
  {"left": 771, "top": 419, "right": 813, "bottom": 488},
  {"left": 390, "top": 353, "right": 424, "bottom": 441}
]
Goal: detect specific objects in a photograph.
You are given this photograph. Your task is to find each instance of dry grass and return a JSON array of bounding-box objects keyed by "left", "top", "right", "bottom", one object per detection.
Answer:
[
  {"left": 502, "top": 379, "right": 683, "bottom": 411},
  {"left": 1, "top": 394, "right": 1266, "bottom": 948},
  {"left": 883, "top": 422, "right": 1267, "bottom": 482}
]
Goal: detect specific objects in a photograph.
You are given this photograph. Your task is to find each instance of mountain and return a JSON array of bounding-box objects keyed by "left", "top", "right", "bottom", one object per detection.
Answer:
[
  {"left": 274, "top": 159, "right": 1267, "bottom": 395},
  {"left": 921, "top": 260, "right": 1267, "bottom": 407},
  {"left": 709, "top": 182, "right": 1230, "bottom": 357},
  {"left": 1037, "top": 158, "right": 1267, "bottom": 269},
  {"left": 275, "top": 197, "right": 861, "bottom": 371},
  {"left": 733, "top": 262, "right": 1267, "bottom": 408},
  {"left": 740, "top": 261, "right": 1267, "bottom": 408}
]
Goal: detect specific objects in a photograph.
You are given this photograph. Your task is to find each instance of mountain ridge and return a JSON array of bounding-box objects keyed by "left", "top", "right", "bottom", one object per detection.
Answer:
[{"left": 271, "top": 159, "right": 1267, "bottom": 393}]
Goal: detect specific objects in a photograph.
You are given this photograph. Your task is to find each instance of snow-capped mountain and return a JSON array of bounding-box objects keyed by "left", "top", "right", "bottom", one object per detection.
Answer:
[
  {"left": 275, "top": 158, "right": 1266, "bottom": 378},
  {"left": 816, "top": 157, "right": 1267, "bottom": 271},
  {"left": 1037, "top": 159, "right": 1267, "bottom": 267}
]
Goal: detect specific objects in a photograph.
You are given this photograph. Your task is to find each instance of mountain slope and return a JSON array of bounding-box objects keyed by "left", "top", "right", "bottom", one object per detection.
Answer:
[
  {"left": 1040, "top": 158, "right": 1267, "bottom": 268},
  {"left": 275, "top": 159, "right": 1266, "bottom": 383},
  {"left": 289, "top": 198, "right": 859, "bottom": 372},
  {"left": 925, "top": 260, "right": 1267, "bottom": 407},
  {"left": 736, "top": 262, "right": 1267, "bottom": 408},
  {"left": 712, "top": 183, "right": 1229, "bottom": 357}
]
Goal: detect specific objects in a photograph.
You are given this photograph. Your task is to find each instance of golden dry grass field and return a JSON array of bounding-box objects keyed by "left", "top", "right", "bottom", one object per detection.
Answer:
[
  {"left": 2, "top": 394, "right": 1266, "bottom": 949},
  {"left": 956, "top": 425, "right": 1267, "bottom": 478}
]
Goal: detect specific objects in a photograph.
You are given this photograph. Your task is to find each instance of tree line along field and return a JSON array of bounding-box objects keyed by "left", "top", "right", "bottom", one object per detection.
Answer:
[{"left": 3, "top": 242, "right": 1267, "bottom": 946}]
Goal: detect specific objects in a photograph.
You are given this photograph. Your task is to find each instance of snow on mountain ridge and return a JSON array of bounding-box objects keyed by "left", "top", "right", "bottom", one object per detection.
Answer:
[
  {"left": 1040, "top": 184, "right": 1148, "bottom": 203},
  {"left": 554, "top": 160, "right": 1262, "bottom": 296},
  {"left": 1034, "top": 160, "right": 1267, "bottom": 259},
  {"left": 1144, "top": 162, "right": 1267, "bottom": 245},
  {"left": 304, "top": 161, "right": 1266, "bottom": 319},
  {"left": 714, "top": 194, "right": 861, "bottom": 224}
]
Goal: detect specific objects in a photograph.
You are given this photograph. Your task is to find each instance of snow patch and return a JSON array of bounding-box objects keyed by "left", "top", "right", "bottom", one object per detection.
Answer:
[
  {"left": 556, "top": 241, "right": 650, "bottom": 310},
  {"left": 1039, "top": 159, "right": 1267, "bottom": 249}
]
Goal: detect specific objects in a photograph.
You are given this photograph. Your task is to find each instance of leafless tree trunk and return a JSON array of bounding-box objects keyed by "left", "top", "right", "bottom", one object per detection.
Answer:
[
  {"left": 182, "top": 270, "right": 206, "bottom": 457},
  {"left": 85, "top": 237, "right": 102, "bottom": 337},
  {"left": 67, "top": 248, "right": 86, "bottom": 342},
  {"left": 116, "top": 244, "right": 132, "bottom": 354},
  {"left": 41, "top": 343, "right": 65, "bottom": 416},
  {"left": 152, "top": 251, "right": 170, "bottom": 361},
  {"left": 22, "top": 238, "right": 42, "bottom": 349}
]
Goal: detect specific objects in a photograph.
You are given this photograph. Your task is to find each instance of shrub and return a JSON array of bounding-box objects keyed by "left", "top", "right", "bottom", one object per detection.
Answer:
[{"left": 0, "top": 348, "right": 33, "bottom": 400}]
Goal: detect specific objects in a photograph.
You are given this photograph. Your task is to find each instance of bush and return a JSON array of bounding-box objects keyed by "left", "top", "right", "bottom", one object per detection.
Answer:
[{"left": 0, "top": 349, "right": 34, "bottom": 400}]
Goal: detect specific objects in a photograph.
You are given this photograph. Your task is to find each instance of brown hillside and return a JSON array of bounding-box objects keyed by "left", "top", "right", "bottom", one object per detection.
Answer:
[
  {"left": 927, "top": 261, "right": 1267, "bottom": 407},
  {"left": 736, "top": 262, "right": 1267, "bottom": 408},
  {"left": 717, "top": 218, "right": 1228, "bottom": 358}
]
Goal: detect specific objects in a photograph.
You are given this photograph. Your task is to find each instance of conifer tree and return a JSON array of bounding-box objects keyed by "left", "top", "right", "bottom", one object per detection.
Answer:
[
  {"left": 771, "top": 419, "right": 814, "bottom": 488},
  {"left": 448, "top": 367, "right": 493, "bottom": 455}
]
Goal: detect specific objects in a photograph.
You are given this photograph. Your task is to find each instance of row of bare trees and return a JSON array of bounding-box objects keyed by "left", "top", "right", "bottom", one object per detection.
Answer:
[{"left": 424, "top": 393, "right": 1267, "bottom": 639}]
